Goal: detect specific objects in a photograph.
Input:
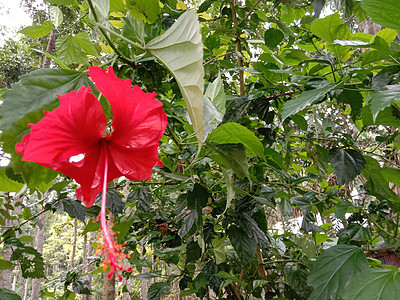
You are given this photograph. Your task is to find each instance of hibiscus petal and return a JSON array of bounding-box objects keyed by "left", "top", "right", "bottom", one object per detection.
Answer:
[
  {"left": 88, "top": 66, "right": 168, "bottom": 149},
  {"left": 108, "top": 142, "right": 162, "bottom": 180}
]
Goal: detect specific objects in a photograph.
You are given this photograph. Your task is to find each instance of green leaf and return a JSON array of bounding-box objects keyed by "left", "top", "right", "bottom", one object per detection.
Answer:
[
  {"left": 227, "top": 225, "right": 257, "bottom": 262},
  {"left": 18, "top": 236, "right": 34, "bottom": 243},
  {"left": 381, "top": 167, "right": 400, "bottom": 186},
  {"left": 307, "top": 244, "right": 369, "bottom": 300},
  {"left": 19, "top": 21, "right": 53, "bottom": 38},
  {"left": 207, "top": 122, "right": 265, "bottom": 158},
  {"left": 329, "top": 148, "right": 366, "bottom": 185},
  {"left": 122, "top": 13, "right": 145, "bottom": 45},
  {"left": 344, "top": 268, "right": 400, "bottom": 300},
  {"left": 0, "top": 259, "right": 13, "bottom": 270},
  {"left": 203, "top": 74, "right": 226, "bottom": 138},
  {"left": 361, "top": 0, "right": 400, "bottom": 32},
  {"left": 179, "top": 210, "right": 197, "bottom": 237},
  {"left": 50, "top": 6, "right": 63, "bottom": 28},
  {"left": 0, "top": 69, "right": 93, "bottom": 133},
  {"left": 127, "top": 187, "right": 152, "bottom": 212},
  {"left": 0, "top": 168, "right": 24, "bottom": 193},
  {"left": 0, "top": 288, "right": 21, "bottom": 300},
  {"left": 148, "top": 282, "right": 171, "bottom": 300},
  {"left": 74, "top": 32, "right": 99, "bottom": 56},
  {"left": 146, "top": 10, "right": 204, "bottom": 145},
  {"left": 282, "top": 83, "right": 338, "bottom": 120},
  {"left": 11, "top": 246, "right": 45, "bottom": 278},
  {"left": 95, "top": 190, "right": 125, "bottom": 215},
  {"left": 370, "top": 85, "right": 400, "bottom": 122},
  {"left": 89, "top": 0, "right": 110, "bottom": 22},
  {"left": 361, "top": 156, "right": 400, "bottom": 202},
  {"left": 212, "top": 237, "right": 226, "bottom": 264},
  {"left": 338, "top": 223, "right": 371, "bottom": 245},
  {"left": 187, "top": 183, "right": 208, "bottom": 216},
  {"left": 209, "top": 144, "right": 249, "bottom": 179},
  {"left": 52, "top": 198, "right": 86, "bottom": 223},
  {"left": 264, "top": 28, "right": 284, "bottom": 49},
  {"left": 335, "top": 200, "right": 354, "bottom": 220},
  {"left": 56, "top": 35, "right": 89, "bottom": 65},
  {"left": 129, "top": 0, "right": 160, "bottom": 24}
]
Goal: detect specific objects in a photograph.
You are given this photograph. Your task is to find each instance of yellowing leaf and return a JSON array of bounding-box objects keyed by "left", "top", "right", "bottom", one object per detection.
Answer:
[
  {"left": 109, "top": 20, "right": 124, "bottom": 28},
  {"left": 198, "top": 12, "right": 211, "bottom": 20},
  {"left": 176, "top": 0, "right": 187, "bottom": 10}
]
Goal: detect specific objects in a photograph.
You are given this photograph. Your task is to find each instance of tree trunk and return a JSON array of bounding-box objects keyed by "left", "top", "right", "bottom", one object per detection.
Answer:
[
  {"left": 31, "top": 211, "right": 47, "bottom": 299},
  {"left": 41, "top": 27, "right": 57, "bottom": 68},
  {"left": 23, "top": 278, "right": 29, "bottom": 300},
  {"left": 102, "top": 214, "right": 116, "bottom": 300},
  {"left": 84, "top": 231, "right": 95, "bottom": 300},
  {"left": 71, "top": 218, "right": 78, "bottom": 268}
]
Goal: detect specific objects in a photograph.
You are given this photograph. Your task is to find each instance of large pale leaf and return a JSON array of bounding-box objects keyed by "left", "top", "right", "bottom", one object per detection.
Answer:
[
  {"left": 282, "top": 83, "right": 338, "bottom": 120},
  {"left": 146, "top": 10, "right": 204, "bottom": 145},
  {"left": 361, "top": 0, "right": 400, "bottom": 32},
  {"left": 329, "top": 148, "right": 366, "bottom": 185},
  {"left": 207, "top": 123, "right": 265, "bottom": 158},
  {"left": 50, "top": 6, "right": 63, "bottom": 28},
  {"left": 203, "top": 75, "right": 226, "bottom": 139},
  {"left": 370, "top": 85, "right": 400, "bottom": 122},
  {"left": 307, "top": 244, "right": 369, "bottom": 300},
  {"left": 344, "top": 269, "right": 400, "bottom": 300}
]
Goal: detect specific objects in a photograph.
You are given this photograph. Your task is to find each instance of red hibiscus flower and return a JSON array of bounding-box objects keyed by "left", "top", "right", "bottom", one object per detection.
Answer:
[{"left": 16, "top": 66, "right": 168, "bottom": 280}]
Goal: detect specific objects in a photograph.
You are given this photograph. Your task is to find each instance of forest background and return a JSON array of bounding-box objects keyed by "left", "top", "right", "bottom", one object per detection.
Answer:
[{"left": 1, "top": 0, "right": 400, "bottom": 299}]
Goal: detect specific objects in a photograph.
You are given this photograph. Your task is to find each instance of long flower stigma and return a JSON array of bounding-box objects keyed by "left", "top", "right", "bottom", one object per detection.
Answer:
[{"left": 95, "top": 152, "right": 132, "bottom": 281}]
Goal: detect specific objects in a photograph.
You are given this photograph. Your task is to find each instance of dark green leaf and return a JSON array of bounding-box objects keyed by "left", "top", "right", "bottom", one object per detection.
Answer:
[
  {"left": 0, "top": 288, "right": 22, "bottom": 300},
  {"left": 193, "top": 273, "right": 207, "bottom": 296},
  {"left": 52, "top": 198, "right": 86, "bottom": 222},
  {"left": 344, "top": 268, "right": 400, "bottom": 300},
  {"left": 264, "top": 28, "right": 284, "bottom": 49},
  {"left": 187, "top": 183, "right": 208, "bottom": 216},
  {"left": 198, "top": 0, "right": 214, "bottom": 13},
  {"left": 307, "top": 244, "right": 369, "bottom": 300},
  {"left": 95, "top": 190, "right": 125, "bottom": 215},
  {"left": 282, "top": 83, "right": 338, "bottom": 120},
  {"left": 335, "top": 200, "right": 354, "bottom": 220},
  {"left": 148, "top": 282, "right": 171, "bottom": 300},
  {"left": 127, "top": 187, "right": 152, "bottom": 212},
  {"left": 179, "top": 211, "right": 197, "bottom": 237},
  {"left": 11, "top": 246, "right": 45, "bottom": 278},
  {"left": 337, "top": 223, "right": 371, "bottom": 245},
  {"left": 209, "top": 144, "right": 249, "bottom": 179},
  {"left": 227, "top": 225, "right": 257, "bottom": 262},
  {"left": 186, "top": 240, "right": 201, "bottom": 263},
  {"left": 329, "top": 148, "right": 366, "bottom": 185},
  {"left": 0, "top": 259, "right": 13, "bottom": 270}
]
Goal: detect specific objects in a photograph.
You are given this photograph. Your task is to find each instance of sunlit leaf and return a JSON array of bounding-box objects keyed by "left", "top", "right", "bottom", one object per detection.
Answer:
[{"left": 361, "top": 0, "right": 400, "bottom": 32}]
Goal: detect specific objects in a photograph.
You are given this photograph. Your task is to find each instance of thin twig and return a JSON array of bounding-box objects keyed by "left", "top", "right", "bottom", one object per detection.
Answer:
[
  {"left": 245, "top": 0, "right": 262, "bottom": 19},
  {"left": 204, "top": 50, "right": 237, "bottom": 65}
]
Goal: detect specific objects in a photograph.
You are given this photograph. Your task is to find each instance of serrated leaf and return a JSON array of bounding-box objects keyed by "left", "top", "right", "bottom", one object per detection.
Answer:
[
  {"left": 361, "top": 0, "right": 400, "bottom": 32},
  {"left": 127, "top": 187, "right": 152, "bottom": 212},
  {"left": 344, "top": 268, "right": 400, "bottom": 300},
  {"left": 89, "top": 0, "right": 110, "bottom": 22},
  {"left": 307, "top": 244, "right": 369, "bottom": 300},
  {"left": 10, "top": 246, "right": 45, "bottom": 278},
  {"left": 282, "top": 83, "right": 338, "bottom": 120},
  {"left": 370, "top": 85, "right": 400, "bottom": 122},
  {"left": 74, "top": 32, "right": 99, "bottom": 56},
  {"left": 227, "top": 225, "right": 257, "bottom": 262},
  {"left": 329, "top": 148, "right": 366, "bottom": 185},
  {"left": 187, "top": 183, "right": 208, "bottom": 216},
  {"left": 148, "top": 282, "right": 171, "bottom": 300},
  {"left": 95, "top": 190, "right": 125, "bottom": 215},
  {"left": 0, "top": 288, "right": 21, "bottom": 300},
  {"left": 19, "top": 21, "right": 53, "bottom": 38},
  {"left": 146, "top": 10, "right": 204, "bottom": 145},
  {"left": 207, "top": 122, "right": 265, "bottom": 158},
  {"left": 129, "top": 0, "right": 160, "bottom": 24},
  {"left": 52, "top": 198, "right": 86, "bottom": 222},
  {"left": 56, "top": 35, "right": 89, "bottom": 65},
  {"left": 0, "top": 168, "right": 24, "bottom": 192}
]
